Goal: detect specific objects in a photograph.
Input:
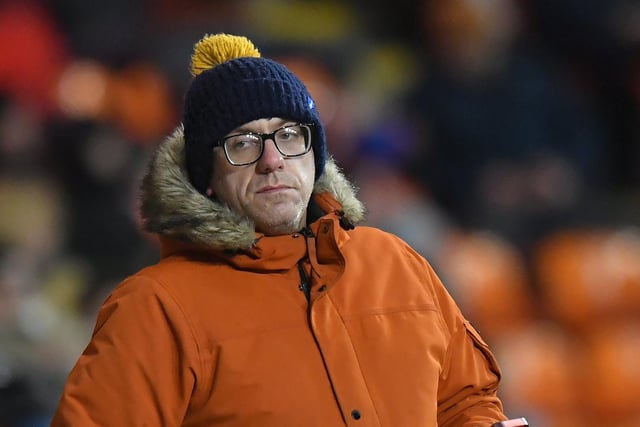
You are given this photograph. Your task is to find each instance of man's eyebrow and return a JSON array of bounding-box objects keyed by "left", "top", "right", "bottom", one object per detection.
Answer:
[
  {"left": 232, "top": 120, "right": 294, "bottom": 134},
  {"left": 230, "top": 126, "right": 258, "bottom": 134}
]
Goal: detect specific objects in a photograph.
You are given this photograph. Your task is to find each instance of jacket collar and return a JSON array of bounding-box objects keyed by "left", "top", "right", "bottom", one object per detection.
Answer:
[{"left": 139, "top": 126, "right": 365, "bottom": 253}]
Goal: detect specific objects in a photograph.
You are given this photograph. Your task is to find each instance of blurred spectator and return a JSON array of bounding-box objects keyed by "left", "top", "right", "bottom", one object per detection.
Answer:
[
  {"left": 406, "top": 0, "right": 608, "bottom": 251},
  {"left": 44, "top": 119, "right": 159, "bottom": 290},
  {"left": 526, "top": 0, "right": 640, "bottom": 188}
]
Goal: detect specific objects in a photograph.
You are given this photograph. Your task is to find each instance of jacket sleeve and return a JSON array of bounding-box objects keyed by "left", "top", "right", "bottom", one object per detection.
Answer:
[
  {"left": 426, "top": 263, "right": 508, "bottom": 427},
  {"left": 51, "top": 274, "right": 202, "bottom": 426}
]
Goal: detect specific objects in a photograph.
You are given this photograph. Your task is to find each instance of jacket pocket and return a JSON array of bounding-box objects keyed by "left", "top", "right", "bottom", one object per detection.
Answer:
[{"left": 463, "top": 319, "right": 502, "bottom": 378}]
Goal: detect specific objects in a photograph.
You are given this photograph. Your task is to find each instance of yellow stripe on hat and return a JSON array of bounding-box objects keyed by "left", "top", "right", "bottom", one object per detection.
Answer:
[{"left": 190, "top": 33, "right": 261, "bottom": 77}]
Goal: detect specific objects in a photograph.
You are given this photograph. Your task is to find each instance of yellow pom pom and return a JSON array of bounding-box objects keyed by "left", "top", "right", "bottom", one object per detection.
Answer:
[{"left": 190, "top": 33, "right": 261, "bottom": 76}]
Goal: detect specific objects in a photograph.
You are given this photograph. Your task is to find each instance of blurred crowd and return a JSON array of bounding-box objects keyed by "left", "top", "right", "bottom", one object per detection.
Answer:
[{"left": 1, "top": 0, "right": 639, "bottom": 426}]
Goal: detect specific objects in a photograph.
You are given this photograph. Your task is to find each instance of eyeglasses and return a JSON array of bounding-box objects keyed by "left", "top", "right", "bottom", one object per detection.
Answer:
[{"left": 216, "top": 123, "right": 313, "bottom": 166}]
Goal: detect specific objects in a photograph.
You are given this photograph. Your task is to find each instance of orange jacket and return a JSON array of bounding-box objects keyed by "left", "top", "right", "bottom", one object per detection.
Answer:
[{"left": 52, "top": 130, "right": 506, "bottom": 426}]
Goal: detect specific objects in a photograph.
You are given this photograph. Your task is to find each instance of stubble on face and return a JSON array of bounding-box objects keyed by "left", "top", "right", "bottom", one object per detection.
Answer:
[{"left": 248, "top": 180, "right": 310, "bottom": 235}]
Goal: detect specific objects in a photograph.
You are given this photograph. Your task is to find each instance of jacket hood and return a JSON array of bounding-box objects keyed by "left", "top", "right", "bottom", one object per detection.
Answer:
[{"left": 140, "top": 126, "right": 365, "bottom": 251}]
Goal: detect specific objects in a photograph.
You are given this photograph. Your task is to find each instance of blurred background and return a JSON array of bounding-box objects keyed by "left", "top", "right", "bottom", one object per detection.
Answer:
[{"left": 0, "top": 0, "right": 639, "bottom": 425}]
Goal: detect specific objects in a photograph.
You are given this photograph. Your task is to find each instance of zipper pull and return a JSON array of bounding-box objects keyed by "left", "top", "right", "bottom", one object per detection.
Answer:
[{"left": 297, "top": 260, "right": 311, "bottom": 302}]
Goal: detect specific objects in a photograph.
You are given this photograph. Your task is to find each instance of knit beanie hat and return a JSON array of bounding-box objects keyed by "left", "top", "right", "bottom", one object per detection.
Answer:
[{"left": 183, "top": 34, "right": 326, "bottom": 195}]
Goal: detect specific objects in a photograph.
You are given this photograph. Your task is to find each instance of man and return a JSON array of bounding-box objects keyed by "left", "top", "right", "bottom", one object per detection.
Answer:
[{"left": 51, "top": 33, "right": 509, "bottom": 426}]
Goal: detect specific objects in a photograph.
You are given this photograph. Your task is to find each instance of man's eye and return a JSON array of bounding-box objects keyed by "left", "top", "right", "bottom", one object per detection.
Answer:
[
  {"left": 228, "top": 136, "right": 259, "bottom": 150},
  {"left": 279, "top": 128, "right": 300, "bottom": 141}
]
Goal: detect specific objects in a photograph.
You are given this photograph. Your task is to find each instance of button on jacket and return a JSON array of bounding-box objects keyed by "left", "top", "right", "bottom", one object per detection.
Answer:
[{"left": 52, "top": 128, "right": 507, "bottom": 426}]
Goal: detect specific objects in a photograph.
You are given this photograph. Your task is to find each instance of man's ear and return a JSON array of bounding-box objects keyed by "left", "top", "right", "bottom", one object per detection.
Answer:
[{"left": 206, "top": 187, "right": 214, "bottom": 197}]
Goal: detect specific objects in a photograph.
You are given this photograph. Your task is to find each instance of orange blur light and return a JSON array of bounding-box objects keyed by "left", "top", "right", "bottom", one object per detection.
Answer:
[{"left": 56, "top": 60, "right": 109, "bottom": 119}]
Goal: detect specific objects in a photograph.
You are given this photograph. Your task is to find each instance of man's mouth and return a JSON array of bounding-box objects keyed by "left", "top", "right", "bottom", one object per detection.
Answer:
[{"left": 257, "top": 185, "right": 291, "bottom": 194}]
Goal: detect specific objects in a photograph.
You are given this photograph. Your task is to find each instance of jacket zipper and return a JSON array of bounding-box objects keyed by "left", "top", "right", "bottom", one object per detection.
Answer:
[
  {"left": 298, "top": 226, "right": 315, "bottom": 304},
  {"left": 296, "top": 228, "right": 347, "bottom": 424},
  {"left": 297, "top": 260, "right": 311, "bottom": 303}
]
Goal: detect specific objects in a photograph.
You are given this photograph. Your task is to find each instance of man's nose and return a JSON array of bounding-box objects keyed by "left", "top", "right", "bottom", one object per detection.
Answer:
[{"left": 256, "top": 138, "right": 284, "bottom": 172}]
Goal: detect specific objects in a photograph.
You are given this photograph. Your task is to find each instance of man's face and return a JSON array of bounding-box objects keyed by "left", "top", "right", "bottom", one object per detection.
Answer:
[{"left": 209, "top": 117, "right": 316, "bottom": 235}]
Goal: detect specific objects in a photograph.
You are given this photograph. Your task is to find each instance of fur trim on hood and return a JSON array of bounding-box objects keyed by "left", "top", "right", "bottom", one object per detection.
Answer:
[{"left": 139, "top": 127, "right": 365, "bottom": 250}]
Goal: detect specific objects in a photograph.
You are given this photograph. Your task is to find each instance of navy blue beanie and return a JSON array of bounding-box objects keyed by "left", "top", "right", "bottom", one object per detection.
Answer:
[{"left": 183, "top": 34, "right": 326, "bottom": 195}]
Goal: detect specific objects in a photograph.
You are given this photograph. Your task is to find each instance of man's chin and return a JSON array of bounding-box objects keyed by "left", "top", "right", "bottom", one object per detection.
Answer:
[{"left": 253, "top": 208, "right": 305, "bottom": 235}]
